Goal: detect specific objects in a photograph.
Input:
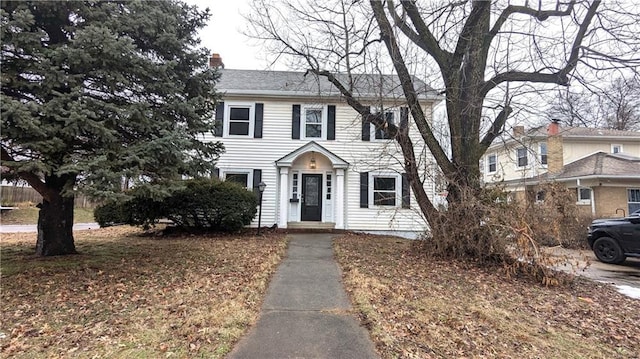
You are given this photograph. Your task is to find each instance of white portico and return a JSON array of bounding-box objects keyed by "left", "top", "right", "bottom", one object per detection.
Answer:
[{"left": 275, "top": 141, "right": 349, "bottom": 229}]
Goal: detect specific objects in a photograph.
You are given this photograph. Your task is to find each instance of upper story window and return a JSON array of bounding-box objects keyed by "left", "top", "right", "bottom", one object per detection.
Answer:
[
  {"left": 229, "top": 107, "right": 251, "bottom": 136},
  {"left": 292, "top": 104, "right": 335, "bottom": 140},
  {"left": 611, "top": 144, "right": 623, "bottom": 154},
  {"left": 516, "top": 147, "right": 528, "bottom": 167},
  {"left": 304, "top": 107, "right": 324, "bottom": 138},
  {"left": 372, "top": 110, "right": 397, "bottom": 140},
  {"left": 539, "top": 142, "right": 547, "bottom": 166},
  {"left": 215, "top": 101, "right": 263, "bottom": 138},
  {"left": 487, "top": 153, "right": 497, "bottom": 173}
]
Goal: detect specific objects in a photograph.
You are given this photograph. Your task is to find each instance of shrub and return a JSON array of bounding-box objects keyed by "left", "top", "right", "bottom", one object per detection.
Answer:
[
  {"left": 165, "top": 179, "right": 258, "bottom": 232},
  {"left": 94, "top": 201, "right": 130, "bottom": 227},
  {"left": 94, "top": 179, "right": 258, "bottom": 232},
  {"left": 416, "top": 184, "right": 582, "bottom": 286}
]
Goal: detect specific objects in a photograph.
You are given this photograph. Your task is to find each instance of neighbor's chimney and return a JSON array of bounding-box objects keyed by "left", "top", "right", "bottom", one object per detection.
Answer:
[
  {"left": 513, "top": 125, "right": 525, "bottom": 137},
  {"left": 547, "top": 119, "right": 563, "bottom": 175},
  {"left": 209, "top": 53, "right": 224, "bottom": 68}
]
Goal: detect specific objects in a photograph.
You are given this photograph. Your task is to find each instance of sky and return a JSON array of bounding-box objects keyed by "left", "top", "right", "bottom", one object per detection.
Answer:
[{"left": 185, "top": 0, "right": 270, "bottom": 70}]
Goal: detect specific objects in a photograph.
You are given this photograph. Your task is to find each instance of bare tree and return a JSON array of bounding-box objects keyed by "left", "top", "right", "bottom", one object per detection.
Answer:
[
  {"left": 247, "top": 0, "right": 640, "bottom": 227},
  {"left": 548, "top": 76, "right": 640, "bottom": 130}
]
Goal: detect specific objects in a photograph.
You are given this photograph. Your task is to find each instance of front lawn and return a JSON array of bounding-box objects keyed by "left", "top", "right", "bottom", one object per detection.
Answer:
[
  {"left": 0, "top": 227, "right": 287, "bottom": 358},
  {"left": 0, "top": 204, "right": 95, "bottom": 225},
  {"left": 335, "top": 234, "right": 640, "bottom": 359}
]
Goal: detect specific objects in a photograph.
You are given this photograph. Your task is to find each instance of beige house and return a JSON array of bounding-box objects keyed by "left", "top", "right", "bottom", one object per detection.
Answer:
[{"left": 482, "top": 121, "right": 640, "bottom": 217}]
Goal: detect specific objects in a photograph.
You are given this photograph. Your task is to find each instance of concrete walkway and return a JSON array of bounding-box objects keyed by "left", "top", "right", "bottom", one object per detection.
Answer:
[
  {"left": 0, "top": 223, "right": 100, "bottom": 233},
  {"left": 228, "top": 233, "right": 379, "bottom": 359}
]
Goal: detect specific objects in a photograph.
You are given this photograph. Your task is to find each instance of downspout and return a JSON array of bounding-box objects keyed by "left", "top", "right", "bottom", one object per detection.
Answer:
[{"left": 590, "top": 187, "right": 596, "bottom": 216}]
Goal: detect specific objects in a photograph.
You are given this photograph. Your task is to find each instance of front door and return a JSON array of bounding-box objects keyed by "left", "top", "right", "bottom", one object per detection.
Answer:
[{"left": 301, "top": 174, "right": 322, "bottom": 221}]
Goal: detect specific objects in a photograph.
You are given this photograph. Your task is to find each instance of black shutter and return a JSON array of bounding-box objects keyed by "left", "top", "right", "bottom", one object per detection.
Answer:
[
  {"left": 401, "top": 173, "right": 410, "bottom": 208},
  {"left": 327, "top": 105, "right": 336, "bottom": 140},
  {"left": 360, "top": 172, "right": 369, "bottom": 208},
  {"left": 400, "top": 107, "right": 408, "bottom": 131},
  {"left": 292, "top": 105, "right": 301, "bottom": 139},
  {"left": 254, "top": 103, "right": 264, "bottom": 138},
  {"left": 213, "top": 168, "right": 220, "bottom": 179},
  {"left": 253, "top": 169, "right": 262, "bottom": 193},
  {"left": 214, "top": 102, "right": 224, "bottom": 137},
  {"left": 361, "top": 106, "right": 370, "bottom": 141}
]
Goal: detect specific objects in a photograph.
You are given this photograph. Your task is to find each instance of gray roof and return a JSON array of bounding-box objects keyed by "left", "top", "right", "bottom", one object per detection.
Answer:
[
  {"left": 216, "top": 69, "right": 439, "bottom": 101},
  {"left": 498, "top": 152, "right": 640, "bottom": 186},
  {"left": 526, "top": 126, "right": 640, "bottom": 138},
  {"left": 489, "top": 125, "right": 640, "bottom": 151},
  {"left": 552, "top": 152, "right": 640, "bottom": 179}
]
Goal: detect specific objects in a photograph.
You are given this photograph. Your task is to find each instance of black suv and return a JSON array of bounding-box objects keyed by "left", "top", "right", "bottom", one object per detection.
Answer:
[{"left": 587, "top": 210, "right": 640, "bottom": 264}]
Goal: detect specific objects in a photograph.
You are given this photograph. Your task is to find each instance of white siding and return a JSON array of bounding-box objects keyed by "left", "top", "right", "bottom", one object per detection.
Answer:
[{"left": 206, "top": 97, "right": 437, "bottom": 232}]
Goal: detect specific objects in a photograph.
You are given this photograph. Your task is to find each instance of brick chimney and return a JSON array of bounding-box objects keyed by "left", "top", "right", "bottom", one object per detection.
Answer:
[
  {"left": 209, "top": 53, "right": 224, "bottom": 68},
  {"left": 547, "top": 119, "right": 563, "bottom": 175},
  {"left": 513, "top": 125, "right": 525, "bottom": 137}
]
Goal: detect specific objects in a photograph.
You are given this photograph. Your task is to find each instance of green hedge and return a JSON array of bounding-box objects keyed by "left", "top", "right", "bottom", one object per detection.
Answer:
[{"left": 94, "top": 179, "right": 258, "bottom": 232}]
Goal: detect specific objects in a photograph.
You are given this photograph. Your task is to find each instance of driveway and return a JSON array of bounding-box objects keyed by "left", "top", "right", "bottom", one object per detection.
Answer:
[
  {"left": 0, "top": 223, "right": 100, "bottom": 233},
  {"left": 550, "top": 247, "right": 640, "bottom": 299}
]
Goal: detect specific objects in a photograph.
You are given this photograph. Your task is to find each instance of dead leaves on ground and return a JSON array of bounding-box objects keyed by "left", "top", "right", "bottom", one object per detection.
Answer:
[
  {"left": 1, "top": 227, "right": 287, "bottom": 358},
  {"left": 335, "top": 233, "right": 640, "bottom": 359}
]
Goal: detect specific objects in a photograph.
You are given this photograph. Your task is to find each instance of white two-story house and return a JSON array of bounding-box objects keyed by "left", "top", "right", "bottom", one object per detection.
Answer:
[
  {"left": 482, "top": 120, "right": 640, "bottom": 217},
  {"left": 206, "top": 68, "right": 441, "bottom": 234}
]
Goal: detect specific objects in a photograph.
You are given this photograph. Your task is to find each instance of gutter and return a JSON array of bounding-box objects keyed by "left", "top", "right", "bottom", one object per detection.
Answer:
[{"left": 218, "top": 89, "right": 443, "bottom": 102}]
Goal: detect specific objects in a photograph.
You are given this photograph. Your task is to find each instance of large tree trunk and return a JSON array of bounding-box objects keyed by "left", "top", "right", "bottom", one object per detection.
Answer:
[{"left": 36, "top": 193, "right": 76, "bottom": 256}]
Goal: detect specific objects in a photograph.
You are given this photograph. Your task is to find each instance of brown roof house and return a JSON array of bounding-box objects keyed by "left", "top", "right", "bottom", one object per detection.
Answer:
[{"left": 482, "top": 120, "right": 640, "bottom": 217}]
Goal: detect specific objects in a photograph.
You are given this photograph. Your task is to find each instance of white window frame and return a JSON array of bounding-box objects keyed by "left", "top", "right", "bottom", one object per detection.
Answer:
[
  {"left": 611, "top": 144, "right": 623, "bottom": 154},
  {"left": 302, "top": 105, "right": 326, "bottom": 140},
  {"left": 224, "top": 102, "right": 255, "bottom": 138},
  {"left": 368, "top": 172, "right": 401, "bottom": 208},
  {"left": 370, "top": 108, "right": 399, "bottom": 141},
  {"left": 577, "top": 187, "right": 592, "bottom": 204},
  {"left": 516, "top": 147, "right": 529, "bottom": 168},
  {"left": 539, "top": 142, "right": 548, "bottom": 167},
  {"left": 487, "top": 153, "right": 497, "bottom": 173},
  {"left": 628, "top": 188, "right": 640, "bottom": 214},
  {"left": 222, "top": 169, "right": 252, "bottom": 189}
]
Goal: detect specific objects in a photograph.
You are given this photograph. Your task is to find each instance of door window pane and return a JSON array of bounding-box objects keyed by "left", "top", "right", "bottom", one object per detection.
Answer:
[{"left": 305, "top": 176, "right": 319, "bottom": 206}]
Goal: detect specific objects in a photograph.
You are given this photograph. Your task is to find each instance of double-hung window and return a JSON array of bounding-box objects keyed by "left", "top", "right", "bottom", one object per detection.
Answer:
[
  {"left": 304, "top": 107, "right": 324, "bottom": 139},
  {"left": 539, "top": 142, "right": 547, "bottom": 166},
  {"left": 487, "top": 154, "right": 497, "bottom": 173},
  {"left": 372, "top": 176, "right": 397, "bottom": 206},
  {"left": 225, "top": 102, "right": 255, "bottom": 137},
  {"left": 224, "top": 169, "right": 252, "bottom": 189},
  {"left": 516, "top": 147, "right": 528, "bottom": 167},
  {"left": 373, "top": 110, "right": 396, "bottom": 140}
]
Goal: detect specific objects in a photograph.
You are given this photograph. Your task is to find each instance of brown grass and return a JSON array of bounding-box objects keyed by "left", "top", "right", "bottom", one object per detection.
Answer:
[
  {"left": 0, "top": 203, "right": 95, "bottom": 225},
  {"left": 335, "top": 234, "right": 640, "bottom": 359},
  {"left": 0, "top": 226, "right": 288, "bottom": 358}
]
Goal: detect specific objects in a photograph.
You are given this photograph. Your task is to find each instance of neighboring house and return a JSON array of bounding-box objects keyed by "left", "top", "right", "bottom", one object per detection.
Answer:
[
  {"left": 207, "top": 67, "right": 441, "bottom": 235},
  {"left": 482, "top": 120, "right": 640, "bottom": 217}
]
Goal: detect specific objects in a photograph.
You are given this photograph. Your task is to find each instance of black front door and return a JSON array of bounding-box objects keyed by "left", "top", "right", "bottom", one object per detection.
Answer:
[{"left": 301, "top": 174, "right": 322, "bottom": 221}]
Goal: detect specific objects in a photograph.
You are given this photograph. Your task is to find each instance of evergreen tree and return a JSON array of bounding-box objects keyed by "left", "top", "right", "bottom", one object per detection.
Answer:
[{"left": 1, "top": 1, "right": 223, "bottom": 256}]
